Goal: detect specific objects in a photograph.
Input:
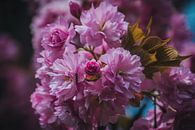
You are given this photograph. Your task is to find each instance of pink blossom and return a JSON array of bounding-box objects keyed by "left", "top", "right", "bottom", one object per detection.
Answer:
[
  {"left": 100, "top": 47, "right": 144, "bottom": 98},
  {"left": 37, "top": 50, "right": 60, "bottom": 67},
  {"left": 41, "top": 17, "right": 76, "bottom": 51},
  {"left": 35, "top": 50, "right": 63, "bottom": 81},
  {"left": 31, "top": 0, "right": 77, "bottom": 67},
  {"left": 54, "top": 104, "right": 78, "bottom": 126},
  {"left": 75, "top": 1, "right": 128, "bottom": 47},
  {"left": 48, "top": 50, "right": 87, "bottom": 101},
  {"left": 98, "top": 87, "right": 129, "bottom": 126},
  {"left": 34, "top": 17, "right": 76, "bottom": 70},
  {"left": 78, "top": 49, "right": 93, "bottom": 59},
  {"left": 154, "top": 67, "right": 195, "bottom": 110},
  {"left": 93, "top": 40, "right": 109, "bottom": 55},
  {"left": 31, "top": 86, "right": 56, "bottom": 126},
  {"left": 83, "top": 78, "right": 103, "bottom": 95}
]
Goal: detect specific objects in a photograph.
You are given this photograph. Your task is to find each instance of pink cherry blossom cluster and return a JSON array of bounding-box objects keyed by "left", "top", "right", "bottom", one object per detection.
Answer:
[
  {"left": 31, "top": 1, "right": 144, "bottom": 129},
  {"left": 30, "top": 0, "right": 195, "bottom": 129},
  {"left": 30, "top": 0, "right": 195, "bottom": 72}
]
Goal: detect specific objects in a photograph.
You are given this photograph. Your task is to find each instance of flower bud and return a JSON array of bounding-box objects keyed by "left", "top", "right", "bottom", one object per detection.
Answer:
[
  {"left": 69, "top": 1, "right": 81, "bottom": 19},
  {"left": 85, "top": 60, "right": 101, "bottom": 81}
]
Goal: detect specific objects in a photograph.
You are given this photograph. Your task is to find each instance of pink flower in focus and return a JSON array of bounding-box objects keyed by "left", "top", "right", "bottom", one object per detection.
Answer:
[
  {"left": 41, "top": 17, "right": 76, "bottom": 51},
  {"left": 75, "top": 1, "right": 128, "bottom": 47},
  {"left": 100, "top": 47, "right": 144, "bottom": 98},
  {"left": 31, "top": 0, "right": 78, "bottom": 68},
  {"left": 48, "top": 50, "right": 87, "bottom": 101}
]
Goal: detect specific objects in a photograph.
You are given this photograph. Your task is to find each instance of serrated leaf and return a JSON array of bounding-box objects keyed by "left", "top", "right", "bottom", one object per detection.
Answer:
[
  {"left": 131, "top": 47, "right": 157, "bottom": 66},
  {"left": 156, "top": 46, "right": 178, "bottom": 61},
  {"left": 146, "top": 52, "right": 157, "bottom": 66},
  {"left": 141, "top": 36, "right": 170, "bottom": 53},
  {"left": 124, "top": 18, "right": 189, "bottom": 79},
  {"left": 122, "top": 24, "right": 135, "bottom": 49},
  {"left": 130, "top": 20, "right": 145, "bottom": 43},
  {"left": 145, "top": 17, "right": 152, "bottom": 36},
  {"left": 143, "top": 66, "right": 160, "bottom": 79},
  {"left": 150, "top": 60, "right": 181, "bottom": 67},
  {"left": 143, "top": 55, "right": 190, "bottom": 78},
  {"left": 122, "top": 18, "right": 153, "bottom": 50},
  {"left": 177, "top": 55, "right": 191, "bottom": 60}
]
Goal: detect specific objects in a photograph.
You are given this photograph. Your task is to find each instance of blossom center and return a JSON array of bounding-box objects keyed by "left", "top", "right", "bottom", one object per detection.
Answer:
[{"left": 64, "top": 76, "right": 71, "bottom": 81}]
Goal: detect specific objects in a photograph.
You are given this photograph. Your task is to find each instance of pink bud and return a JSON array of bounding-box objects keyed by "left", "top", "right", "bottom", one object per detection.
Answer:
[
  {"left": 85, "top": 60, "right": 100, "bottom": 75},
  {"left": 69, "top": 1, "right": 81, "bottom": 19}
]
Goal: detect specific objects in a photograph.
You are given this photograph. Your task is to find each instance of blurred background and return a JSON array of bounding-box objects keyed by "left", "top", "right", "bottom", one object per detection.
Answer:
[
  {"left": 0, "top": 0, "right": 41, "bottom": 130},
  {"left": 0, "top": 0, "right": 194, "bottom": 130}
]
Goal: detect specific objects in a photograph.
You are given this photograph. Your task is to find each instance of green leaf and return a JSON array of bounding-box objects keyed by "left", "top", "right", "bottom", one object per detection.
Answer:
[
  {"left": 122, "top": 19, "right": 190, "bottom": 79},
  {"left": 141, "top": 36, "right": 170, "bottom": 53},
  {"left": 145, "top": 17, "right": 153, "bottom": 36},
  {"left": 130, "top": 20, "right": 145, "bottom": 43},
  {"left": 122, "top": 24, "right": 135, "bottom": 50},
  {"left": 143, "top": 66, "right": 161, "bottom": 79},
  {"left": 131, "top": 47, "right": 157, "bottom": 66},
  {"left": 156, "top": 46, "right": 178, "bottom": 61}
]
